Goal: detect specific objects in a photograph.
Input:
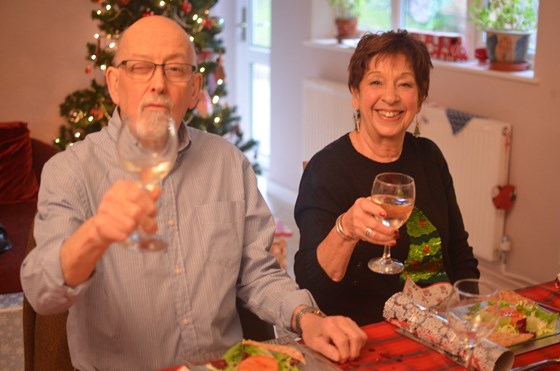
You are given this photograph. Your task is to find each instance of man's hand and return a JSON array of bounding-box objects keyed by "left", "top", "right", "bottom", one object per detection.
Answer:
[
  {"left": 60, "top": 180, "right": 160, "bottom": 287},
  {"left": 300, "top": 313, "right": 367, "bottom": 364},
  {"left": 93, "top": 179, "right": 160, "bottom": 245}
]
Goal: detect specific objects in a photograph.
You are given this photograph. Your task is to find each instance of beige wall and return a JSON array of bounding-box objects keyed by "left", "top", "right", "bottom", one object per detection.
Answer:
[{"left": 0, "top": 1, "right": 97, "bottom": 144}]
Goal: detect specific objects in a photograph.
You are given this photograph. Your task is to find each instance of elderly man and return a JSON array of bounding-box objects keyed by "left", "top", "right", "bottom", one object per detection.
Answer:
[{"left": 21, "top": 15, "right": 366, "bottom": 371}]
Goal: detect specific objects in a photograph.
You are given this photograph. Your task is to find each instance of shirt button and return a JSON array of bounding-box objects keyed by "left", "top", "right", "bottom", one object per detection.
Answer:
[
  {"left": 167, "top": 219, "right": 175, "bottom": 226},
  {"left": 182, "top": 318, "right": 189, "bottom": 326},
  {"left": 175, "top": 265, "right": 182, "bottom": 275}
]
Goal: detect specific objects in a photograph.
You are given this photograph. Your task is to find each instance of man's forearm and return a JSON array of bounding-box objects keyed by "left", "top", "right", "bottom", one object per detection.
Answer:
[{"left": 60, "top": 217, "right": 111, "bottom": 287}]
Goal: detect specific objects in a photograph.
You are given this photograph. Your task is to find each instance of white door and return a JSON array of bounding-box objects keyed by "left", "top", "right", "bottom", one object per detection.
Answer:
[{"left": 235, "top": 0, "right": 271, "bottom": 170}]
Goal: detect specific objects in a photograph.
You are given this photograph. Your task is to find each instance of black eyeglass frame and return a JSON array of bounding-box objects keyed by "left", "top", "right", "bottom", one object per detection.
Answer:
[{"left": 116, "top": 60, "right": 197, "bottom": 82}]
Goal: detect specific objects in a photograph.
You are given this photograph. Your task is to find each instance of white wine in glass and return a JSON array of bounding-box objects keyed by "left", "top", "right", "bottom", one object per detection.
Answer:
[
  {"left": 368, "top": 172, "right": 415, "bottom": 274},
  {"left": 446, "top": 279, "right": 499, "bottom": 370},
  {"left": 117, "top": 114, "right": 178, "bottom": 252}
]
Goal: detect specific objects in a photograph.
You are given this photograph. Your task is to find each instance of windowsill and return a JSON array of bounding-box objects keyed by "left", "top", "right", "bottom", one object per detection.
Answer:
[{"left": 303, "top": 38, "right": 538, "bottom": 84}]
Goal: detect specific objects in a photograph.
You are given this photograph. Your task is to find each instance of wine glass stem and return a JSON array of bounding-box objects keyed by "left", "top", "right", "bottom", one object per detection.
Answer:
[
  {"left": 381, "top": 245, "right": 392, "bottom": 261},
  {"left": 464, "top": 341, "right": 475, "bottom": 370}
]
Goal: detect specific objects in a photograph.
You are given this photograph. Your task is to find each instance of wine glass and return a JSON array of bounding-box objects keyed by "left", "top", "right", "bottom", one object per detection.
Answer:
[
  {"left": 117, "top": 114, "right": 178, "bottom": 252},
  {"left": 446, "top": 279, "right": 499, "bottom": 370},
  {"left": 368, "top": 172, "right": 415, "bottom": 274}
]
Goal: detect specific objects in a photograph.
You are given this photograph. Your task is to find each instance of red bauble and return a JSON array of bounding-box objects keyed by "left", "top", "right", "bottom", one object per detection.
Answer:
[
  {"left": 118, "top": 0, "right": 130, "bottom": 6},
  {"left": 143, "top": 11, "right": 154, "bottom": 17},
  {"left": 181, "top": 1, "right": 192, "bottom": 13},
  {"left": 85, "top": 66, "right": 92, "bottom": 74},
  {"left": 90, "top": 108, "right": 104, "bottom": 121}
]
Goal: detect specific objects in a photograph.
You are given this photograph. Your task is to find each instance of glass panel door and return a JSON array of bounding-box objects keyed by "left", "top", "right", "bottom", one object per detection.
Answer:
[{"left": 236, "top": 0, "right": 271, "bottom": 170}]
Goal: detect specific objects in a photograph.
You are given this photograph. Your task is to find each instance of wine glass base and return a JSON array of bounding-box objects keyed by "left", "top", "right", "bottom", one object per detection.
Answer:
[{"left": 368, "top": 258, "right": 404, "bottom": 275}]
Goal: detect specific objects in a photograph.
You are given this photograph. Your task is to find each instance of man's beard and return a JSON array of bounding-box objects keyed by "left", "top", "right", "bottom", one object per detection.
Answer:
[
  {"left": 137, "top": 94, "right": 174, "bottom": 138},
  {"left": 135, "top": 99, "right": 174, "bottom": 151}
]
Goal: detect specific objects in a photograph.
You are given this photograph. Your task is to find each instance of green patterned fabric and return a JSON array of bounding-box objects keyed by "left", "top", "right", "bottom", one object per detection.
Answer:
[{"left": 401, "top": 207, "right": 449, "bottom": 285}]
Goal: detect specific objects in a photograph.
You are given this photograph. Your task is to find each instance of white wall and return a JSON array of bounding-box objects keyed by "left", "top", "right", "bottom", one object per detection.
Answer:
[{"left": 267, "top": 0, "right": 560, "bottom": 284}]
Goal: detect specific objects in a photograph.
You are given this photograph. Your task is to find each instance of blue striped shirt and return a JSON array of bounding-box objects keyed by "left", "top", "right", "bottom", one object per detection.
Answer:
[{"left": 21, "top": 111, "right": 315, "bottom": 371}]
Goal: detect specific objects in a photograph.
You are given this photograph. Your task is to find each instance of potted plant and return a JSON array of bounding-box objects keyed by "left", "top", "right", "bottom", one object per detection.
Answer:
[
  {"left": 469, "top": 0, "right": 537, "bottom": 71},
  {"left": 326, "top": 0, "right": 363, "bottom": 41}
]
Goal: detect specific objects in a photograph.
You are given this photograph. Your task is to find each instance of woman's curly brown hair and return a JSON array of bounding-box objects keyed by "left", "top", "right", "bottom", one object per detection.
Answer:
[{"left": 347, "top": 30, "right": 433, "bottom": 105}]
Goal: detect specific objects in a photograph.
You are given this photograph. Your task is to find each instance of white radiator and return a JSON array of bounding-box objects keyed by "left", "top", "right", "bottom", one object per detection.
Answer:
[
  {"left": 302, "top": 78, "right": 512, "bottom": 262},
  {"left": 420, "top": 105, "right": 512, "bottom": 262},
  {"left": 303, "top": 78, "right": 353, "bottom": 161}
]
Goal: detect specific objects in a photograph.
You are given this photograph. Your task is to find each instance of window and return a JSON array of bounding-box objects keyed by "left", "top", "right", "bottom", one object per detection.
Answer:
[
  {"left": 359, "top": 0, "right": 474, "bottom": 57},
  {"left": 357, "top": 0, "right": 539, "bottom": 60},
  {"left": 361, "top": 0, "right": 468, "bottom": 34}
]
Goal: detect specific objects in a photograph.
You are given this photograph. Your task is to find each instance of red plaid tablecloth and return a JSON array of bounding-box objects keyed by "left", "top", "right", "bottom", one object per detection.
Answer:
[{"left": 336, "top": 281, "right": 560, "bottom": 371}]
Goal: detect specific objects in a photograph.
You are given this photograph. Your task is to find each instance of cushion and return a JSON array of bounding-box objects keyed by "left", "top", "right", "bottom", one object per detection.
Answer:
[{"left": 0, "top": 122, "right": 38, "bottom": 204}]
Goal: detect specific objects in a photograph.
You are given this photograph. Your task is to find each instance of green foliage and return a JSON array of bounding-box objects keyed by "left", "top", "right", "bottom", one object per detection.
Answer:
[
  {"left": 469, "top": 0, "right": 537, "bottom": 31},
  {"left": 326, "top": 0, "right": 363, "bottom": 19},
  {"left": 56, "top": 0, "right": 260, "bottom": 173}
]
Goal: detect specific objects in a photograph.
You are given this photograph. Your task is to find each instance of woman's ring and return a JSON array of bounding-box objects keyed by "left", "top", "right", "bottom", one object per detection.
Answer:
[{"left": 365, "top": 227, "right": 373, "bottom": 238}]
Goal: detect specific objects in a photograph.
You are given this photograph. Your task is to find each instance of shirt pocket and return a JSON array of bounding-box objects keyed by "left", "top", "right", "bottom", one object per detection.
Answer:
[{"left": 195, "top": 200, "right": 244, "bottom": 268}]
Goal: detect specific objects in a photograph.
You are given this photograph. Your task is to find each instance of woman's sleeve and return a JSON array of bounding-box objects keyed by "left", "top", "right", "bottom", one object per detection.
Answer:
[{"left": 293, "top": 157, "right": 352, "bottom": 298}]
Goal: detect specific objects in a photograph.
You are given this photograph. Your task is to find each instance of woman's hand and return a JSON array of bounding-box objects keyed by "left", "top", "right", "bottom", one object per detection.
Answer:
[
  {"left": 340, "top": 196, "right": 398, "bottom": 245},
  {"left": 317, "top": 196, "right": 399, "bottom": 281}
]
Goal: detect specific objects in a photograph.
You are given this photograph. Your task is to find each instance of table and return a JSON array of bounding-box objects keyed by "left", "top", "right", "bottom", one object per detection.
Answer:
[
  {"left": 337, "top": 280, "right": 560, "bottom": 371},
  {"left": 165, "top": 281, "right": 559, "bottom": 370}
]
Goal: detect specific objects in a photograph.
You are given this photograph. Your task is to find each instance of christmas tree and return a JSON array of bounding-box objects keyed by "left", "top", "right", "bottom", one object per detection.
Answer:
[{"left": 56, "top": 0, "right": 259, "bottom": 173}]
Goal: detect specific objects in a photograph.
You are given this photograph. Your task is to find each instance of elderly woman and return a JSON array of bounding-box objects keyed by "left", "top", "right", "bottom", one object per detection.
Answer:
[{"left": 294, "top": 30, "right": 479, "bottom": 326}]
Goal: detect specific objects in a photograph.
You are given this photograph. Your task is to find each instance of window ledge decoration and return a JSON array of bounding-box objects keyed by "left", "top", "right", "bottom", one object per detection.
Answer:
[
  {"left": 409, "top": 31, "right": 468, "bottom": 62},
  {"left": 303, "top": 38, "right": 537, "bottom": 84}
]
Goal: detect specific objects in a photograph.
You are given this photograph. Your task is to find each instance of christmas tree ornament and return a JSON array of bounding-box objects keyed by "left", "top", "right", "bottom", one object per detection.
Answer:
[
  {"left": 196, "top": 88, "right": 213, "bottom": 118},
  {"left": 90, "top": 107, "right": 104, "bottom": 121},
  {"left": 118, "top": 0, "right": 130, "bottom": 6},
  {"left": 206, "top": 72, "right": 217, "bottom": 94},
  {"left": 198, "top": 48, "right": 214, "bottom": 63},
  {"left": 181, "top": 1, "right": 192, "bottom": 13},
  {"left": 202, "top": 18, "right": 212, "bottom": 30},
  {"left": 215, "top": 55, "right": 225, "bottom": 81},
  {"left": 85, "top": 66, "right": 92, "bottom": 74}
]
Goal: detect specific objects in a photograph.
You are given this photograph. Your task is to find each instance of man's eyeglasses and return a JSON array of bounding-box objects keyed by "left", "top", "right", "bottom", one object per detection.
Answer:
[{"left": 117, "top": 60, "right": 197, "bottom": 82}]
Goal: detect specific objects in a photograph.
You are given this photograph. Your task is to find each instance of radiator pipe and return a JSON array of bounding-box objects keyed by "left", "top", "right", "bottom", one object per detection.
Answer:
[{"left": 498, "top": 235, "right": 539, "bottom": 286}]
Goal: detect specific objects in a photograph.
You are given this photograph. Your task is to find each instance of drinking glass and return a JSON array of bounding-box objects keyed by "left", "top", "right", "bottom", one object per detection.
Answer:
[
  {"left": 368, "top": 172, "right": 415, "bottom": 274},
  {"left": 116, "top": 115, "right": 178, "bottom": 252},
  {"left": 446, "top": 278, "right": 499, "bottom": 370}
]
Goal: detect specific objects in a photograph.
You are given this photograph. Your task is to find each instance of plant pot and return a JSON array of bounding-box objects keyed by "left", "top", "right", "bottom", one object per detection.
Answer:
[
  {"left": 485, "top": 30, "right": 532, "bottom": 71},
  {"left": 335, "top": 17, "right": 358, "bottom": 41}
]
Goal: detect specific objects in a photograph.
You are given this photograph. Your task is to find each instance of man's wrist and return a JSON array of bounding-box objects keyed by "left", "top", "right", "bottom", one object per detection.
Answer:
[{"left": 293, "top": 305, "right": 326, "bottom": 335}]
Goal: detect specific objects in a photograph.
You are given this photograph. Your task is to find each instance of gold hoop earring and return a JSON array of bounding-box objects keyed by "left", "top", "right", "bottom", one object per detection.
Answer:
[
  {"left": 353, "top": 110, "right": 361, "bottom": 132},
  {"left": 413, "top": 116, "right": 421, "bottom": 138}
]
